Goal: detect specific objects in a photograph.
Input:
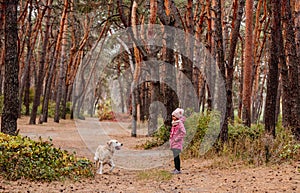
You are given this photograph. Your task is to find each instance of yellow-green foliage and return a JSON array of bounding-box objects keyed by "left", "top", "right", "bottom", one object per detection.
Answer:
[
  {"left": 140, "top": 111, "right": 300, "bottom": 165},
  {"left": 181, "top": 112, "right": 300, "bottom": 164},
  {"left": 223, "top": 122, "right": 300, "bottom": 164},
  {"left": 184, "top": 112, "right": 213, "bottom": 158},
  {"left": 97, "top": 99, "right": 115, "bottom": 121},
  {"left": 142, "top": 125, "right": 170, "bottom": 149},
  {"left": 0, "top": 133, "right": 94, "bottom": 181}
]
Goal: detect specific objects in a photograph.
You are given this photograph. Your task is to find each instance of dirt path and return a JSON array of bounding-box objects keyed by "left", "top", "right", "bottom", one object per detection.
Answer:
[{"left": 0, "top": 116, "right": 299, "bottom": 193}]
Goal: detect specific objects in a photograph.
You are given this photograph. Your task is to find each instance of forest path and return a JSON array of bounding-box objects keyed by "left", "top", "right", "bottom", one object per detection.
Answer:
[
  {"left": 2, "top": 116, "right": 297, "bottom": 193},
  {"left": 19, "top": 116, "right": 172, "bottom": 170}
]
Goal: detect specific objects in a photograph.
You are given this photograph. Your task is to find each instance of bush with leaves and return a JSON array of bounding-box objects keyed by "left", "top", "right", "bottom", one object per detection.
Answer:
[
  {"left": 183, "top": 112, "right": 213, "bottom": 158},
  {"left": 0, "top": 133, "right": 94, "bottom": 181},
  {"left": 142, "top": 111, "right": 300, "bottom": 165},
  {"left": 182, "top": 112, "right": 300, "bottom": 164},
  {"left": 97, "top": 99, "right": 115, "bottom": 121},
  {"left": 142, "top": 125, "right": 170, "bottom": 149}
]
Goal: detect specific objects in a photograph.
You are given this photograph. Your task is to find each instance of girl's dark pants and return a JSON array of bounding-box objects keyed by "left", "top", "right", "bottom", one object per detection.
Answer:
[{"left": 171, "top": 149, "right": 181, "bottom": 171}]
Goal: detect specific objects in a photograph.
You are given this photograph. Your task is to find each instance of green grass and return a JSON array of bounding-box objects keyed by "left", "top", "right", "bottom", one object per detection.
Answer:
[{"left": 137, "top": 169, "right": 172, "bottom": 181}]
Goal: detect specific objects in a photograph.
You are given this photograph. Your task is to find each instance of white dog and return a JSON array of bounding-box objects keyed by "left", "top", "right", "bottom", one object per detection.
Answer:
[{"left": 94, "top": 139, "right": 123, "bottom": 174}]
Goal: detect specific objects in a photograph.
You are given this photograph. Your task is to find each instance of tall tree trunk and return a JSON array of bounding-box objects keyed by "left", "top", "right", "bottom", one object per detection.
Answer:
[
  {"left": 251, "top": 0, "right": 268, "bottom": 123},
  {"left": 19, "top": 0, "right": 32, "bottom": 117},
  {"left": 194, "top": 3, "right": 206, "bottom": 112},
  {"left": 1, "top": 0, "right": 19, "bottom": 135},
  {"left": 295, "top": 1, "right": 300, "bottom": 139},
  {"left": 54, "top": 0, "right": 69, "bottom": 123},
  {"left": 252, "top": 17, "right": 270, "bottom": 123},
  {"left": 295, "top": 1, "right": 300, "bottom": 55},
  {"left": 54, "top": 0, "right": 68, "bottom": 123},
  {"left": 214, "top": 0, "right": 227, "bottom": 143},
  {"left": 40, "top": 0, "right": 68, "bottom": 123},
  {"left": 282, "top": 0, "right": 300, "bottom": 139},
  {"left": 238, "top": 38, "right": 244, "bottom": 119},
  {"left": 29, "top": 0, "right": 53, "bottom": 124},
  {"left": 0, "top": 2, "right": 4, "bottom": 95},
  {"left": 205, "top": 0, "right": 213, "bottom": 111},
  {"left": 264, "top": 0, "right": 281, "bottom": 137},
  {"left": 39, "top": 45, "right": 56, "bottom": 123},
  {"left": 278, "top": 9, "right": 290, "bottom": 128},
  {"left": 158, "top": 0, "right": 179, "bottom": 128},
  {"left": 242, "top": 0, "right": 253, "bottom": 127},
  {"left": 162, "top": 28, "right": 178, "bottom": 128},
  {"left": 131, "top": 0, "right": 140, "bottom": 137},
  {"left": 181, "top": 0, "right": 194, "bottom": 110},
  {"left": 24, "top": 58, "right": 30, "bottom": 116},
  {"left": 147, "top": 0, "right": 160, "bottom": 136},
  {"left": 227, "top": 0, "right": 245, "bottom": 122}
]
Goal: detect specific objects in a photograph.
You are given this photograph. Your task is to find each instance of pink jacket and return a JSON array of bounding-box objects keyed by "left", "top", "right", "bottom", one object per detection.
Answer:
[{"left": 169, "top": 117, "right": 186, "bottom": 150}]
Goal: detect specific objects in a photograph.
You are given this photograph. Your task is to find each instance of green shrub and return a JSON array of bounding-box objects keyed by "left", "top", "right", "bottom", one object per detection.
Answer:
[
  {"left": 142, "top": 111, "right": 215, "bottom": 151},
  {"left": 140, "top": 111, "right": 300, "bottom": 165},
  {"left": 184, "top": 111, "right": 217, "bottom": 158},
  {"left": 142, "top": 125, "right": 170, "bottom": 149},
  {"left": 217, "top": 119, "right": 300, "bottom": 165},
  {"left": 97, "top": 99, "right": 115, "bottom": 121},
  {"left": 183, "top": 112, "right": 300, "bottom": 165},
  {"left": 0, "top": 132, "right": 94, "bottom": 181}
]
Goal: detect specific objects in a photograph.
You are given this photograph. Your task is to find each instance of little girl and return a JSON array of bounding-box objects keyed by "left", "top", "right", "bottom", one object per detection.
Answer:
[{"left": 169, "top": 108, "right": 186, "bottom": 174}]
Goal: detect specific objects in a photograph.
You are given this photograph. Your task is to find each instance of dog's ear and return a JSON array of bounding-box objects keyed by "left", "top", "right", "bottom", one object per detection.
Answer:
[{"left": 107, "top": 141, "right": 112, "bottom": 146}]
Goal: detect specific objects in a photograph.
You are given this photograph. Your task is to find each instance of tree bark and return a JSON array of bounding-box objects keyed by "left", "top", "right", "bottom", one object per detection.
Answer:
[
  {"left": 227, "top": 0, "right": 245, "bottom": 122},
  {"left": 147, "top": 0, "right": 160, "bottom": 136},
  {"left": 131, "top": 0, "right": 140, "bottom": 137},
  {"left": 242, "top": 0, "right": 253, "bottom": 127},
  {"left": 18, "top": 0, "right": 32, "bottom": 117},
  {"left": 30, "top": 0, "right": 52, "bottom": 124},
  {"left": 238, "top": 36, "right": 244, "bottom": 119},
  {"left": 264, "top": 0, "right": 281, "bottom": 137},
  {"left": 282, "top": 0, "right": 300, "bottom": 139},
  {"left": 40, "top": 0, "right": 68, "bottom": 123},
  {"left": 54, "top": 0, "right": 68, "bottom": 123},
  {"left": 214, "top": 0, "right": 227, "bottom": 143},
  {"left": 181, "top": 0, "right": 194, "bottom": 110},
  {"left": 1, "top": 0, "right": 19, "bottom": 135},
  {"left": 0, "top": 1, "right": 4, "bottom": 95},
  {"left": 158, "top": 0, "right": 179, "bottom": 128}
]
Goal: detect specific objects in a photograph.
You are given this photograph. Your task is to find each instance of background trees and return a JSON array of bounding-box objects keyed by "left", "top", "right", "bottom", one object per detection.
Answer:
[{"left": 0, "top": 0, "right": 299, "bottom": 142}]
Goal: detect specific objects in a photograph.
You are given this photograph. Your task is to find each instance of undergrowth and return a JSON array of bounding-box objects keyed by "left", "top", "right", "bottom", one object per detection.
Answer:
[
  {"left": 142, "top": 124, "right": 170, "bottom": 149},
  {"left": 142, "top": 111, "right": 300, "bottom": 166},
  {"left": 97, "top": 99, "right": 115, "bottom": 121},
  {"left": 0, "top": 133, "right": 94, "bottom": 181}
]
